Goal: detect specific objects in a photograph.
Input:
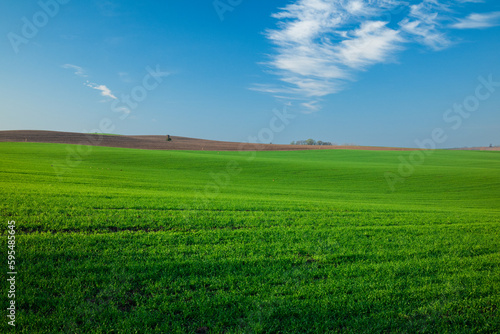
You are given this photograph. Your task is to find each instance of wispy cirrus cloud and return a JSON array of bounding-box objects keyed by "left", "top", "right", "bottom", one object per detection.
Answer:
[
  {"left": 62, "top": 63, "right": 119, "bottom": 101},
  {"left": 62, "top": 63, "right": 132, "bottom": 116},
  {"left": 400, "top": 0, "right": 453, "bottom": 50},
  {"left": 256, "top": 0, "right": 500, "bottom": 112},
  {"left": 253, "top": 0, "right": 407, "bottom": 111},
  {"left": 62, "top": 64, "right": 88, "bottom": 78},
  {"left": 84, "top": 81, "right": 117, "bottom": 100},
  {"left": 451, "top": 11, "right": 500, "bottom": 29}
]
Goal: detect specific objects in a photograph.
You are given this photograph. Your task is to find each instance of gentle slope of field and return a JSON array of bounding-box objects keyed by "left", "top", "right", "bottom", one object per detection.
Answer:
[
  {"left": 2, "top": 130, "right": 498, "bottom": 151},
  {"left": 1, "top": 142, "right": 499, "bottom": 333},
  {"left": 0, "top": 130, "right": 420, "bottom": 151}
]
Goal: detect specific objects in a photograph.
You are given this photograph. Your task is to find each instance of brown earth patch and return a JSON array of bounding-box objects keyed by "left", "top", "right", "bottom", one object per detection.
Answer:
[{"left": 1, "top": 130, "right": 421, "bottom": 151}]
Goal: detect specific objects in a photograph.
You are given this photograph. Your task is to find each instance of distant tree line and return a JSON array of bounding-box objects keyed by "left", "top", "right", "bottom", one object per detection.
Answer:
[{"left": 290, "top": 139, "right": 334, "bottom": 146}]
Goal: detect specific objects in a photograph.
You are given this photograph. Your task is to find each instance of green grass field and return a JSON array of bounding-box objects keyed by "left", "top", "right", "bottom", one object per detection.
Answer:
[{"left": 1, "top": 142, "right": 499, "bottom": 333}]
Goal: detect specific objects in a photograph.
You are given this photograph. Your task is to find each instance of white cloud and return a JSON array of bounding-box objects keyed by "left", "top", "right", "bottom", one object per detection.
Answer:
[
  {"left": 62, "top": 64, "right": 88, "bottom": 77},
  {"left": 257, "top": 0, "right": 499, "bottom": 112},
  {"left": 401, "top": 0, "right": 453, "bottom": 50},
  {"left": 62, "top": 64, "right": 121, "bottom": 103},
  {"left": 115, "top": 106, "right": 131, "bottom": 115},
  {"left": 451, "top": 12, "right": 500, "bottom": 29},
  {"left": 85, "top": 81, "right": 117, "bottom": 100},
  {"left": 257, "top": 0, "right": 404, "bottom": 112},
  {"left": 301, "top": 100, "right": 322, "bottom": 113},
  {"left": 399, "top": 18, "right": 452, "bottom": 50},
  {"left": 336, "top": 20, "right": 404, "bottom": 69}
]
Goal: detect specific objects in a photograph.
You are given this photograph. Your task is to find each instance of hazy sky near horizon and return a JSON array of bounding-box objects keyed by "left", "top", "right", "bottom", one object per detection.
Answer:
[{"left": 1, "top": 0, "right": 499, "bottom": 148}]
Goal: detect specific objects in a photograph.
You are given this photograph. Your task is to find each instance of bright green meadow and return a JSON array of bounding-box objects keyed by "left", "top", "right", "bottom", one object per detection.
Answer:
[{"left": 1, "top": 142, "right": 499, "bottom": 333}]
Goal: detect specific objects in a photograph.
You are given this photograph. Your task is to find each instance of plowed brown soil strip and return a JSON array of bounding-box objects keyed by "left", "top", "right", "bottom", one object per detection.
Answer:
[{"left": 0, "top": 130, "right": 447, "bottom": 151}]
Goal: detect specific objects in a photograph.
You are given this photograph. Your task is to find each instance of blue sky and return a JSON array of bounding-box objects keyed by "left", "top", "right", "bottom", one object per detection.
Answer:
[{"left": 1, "top": 0, "right": 499, "bottom": 148}]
